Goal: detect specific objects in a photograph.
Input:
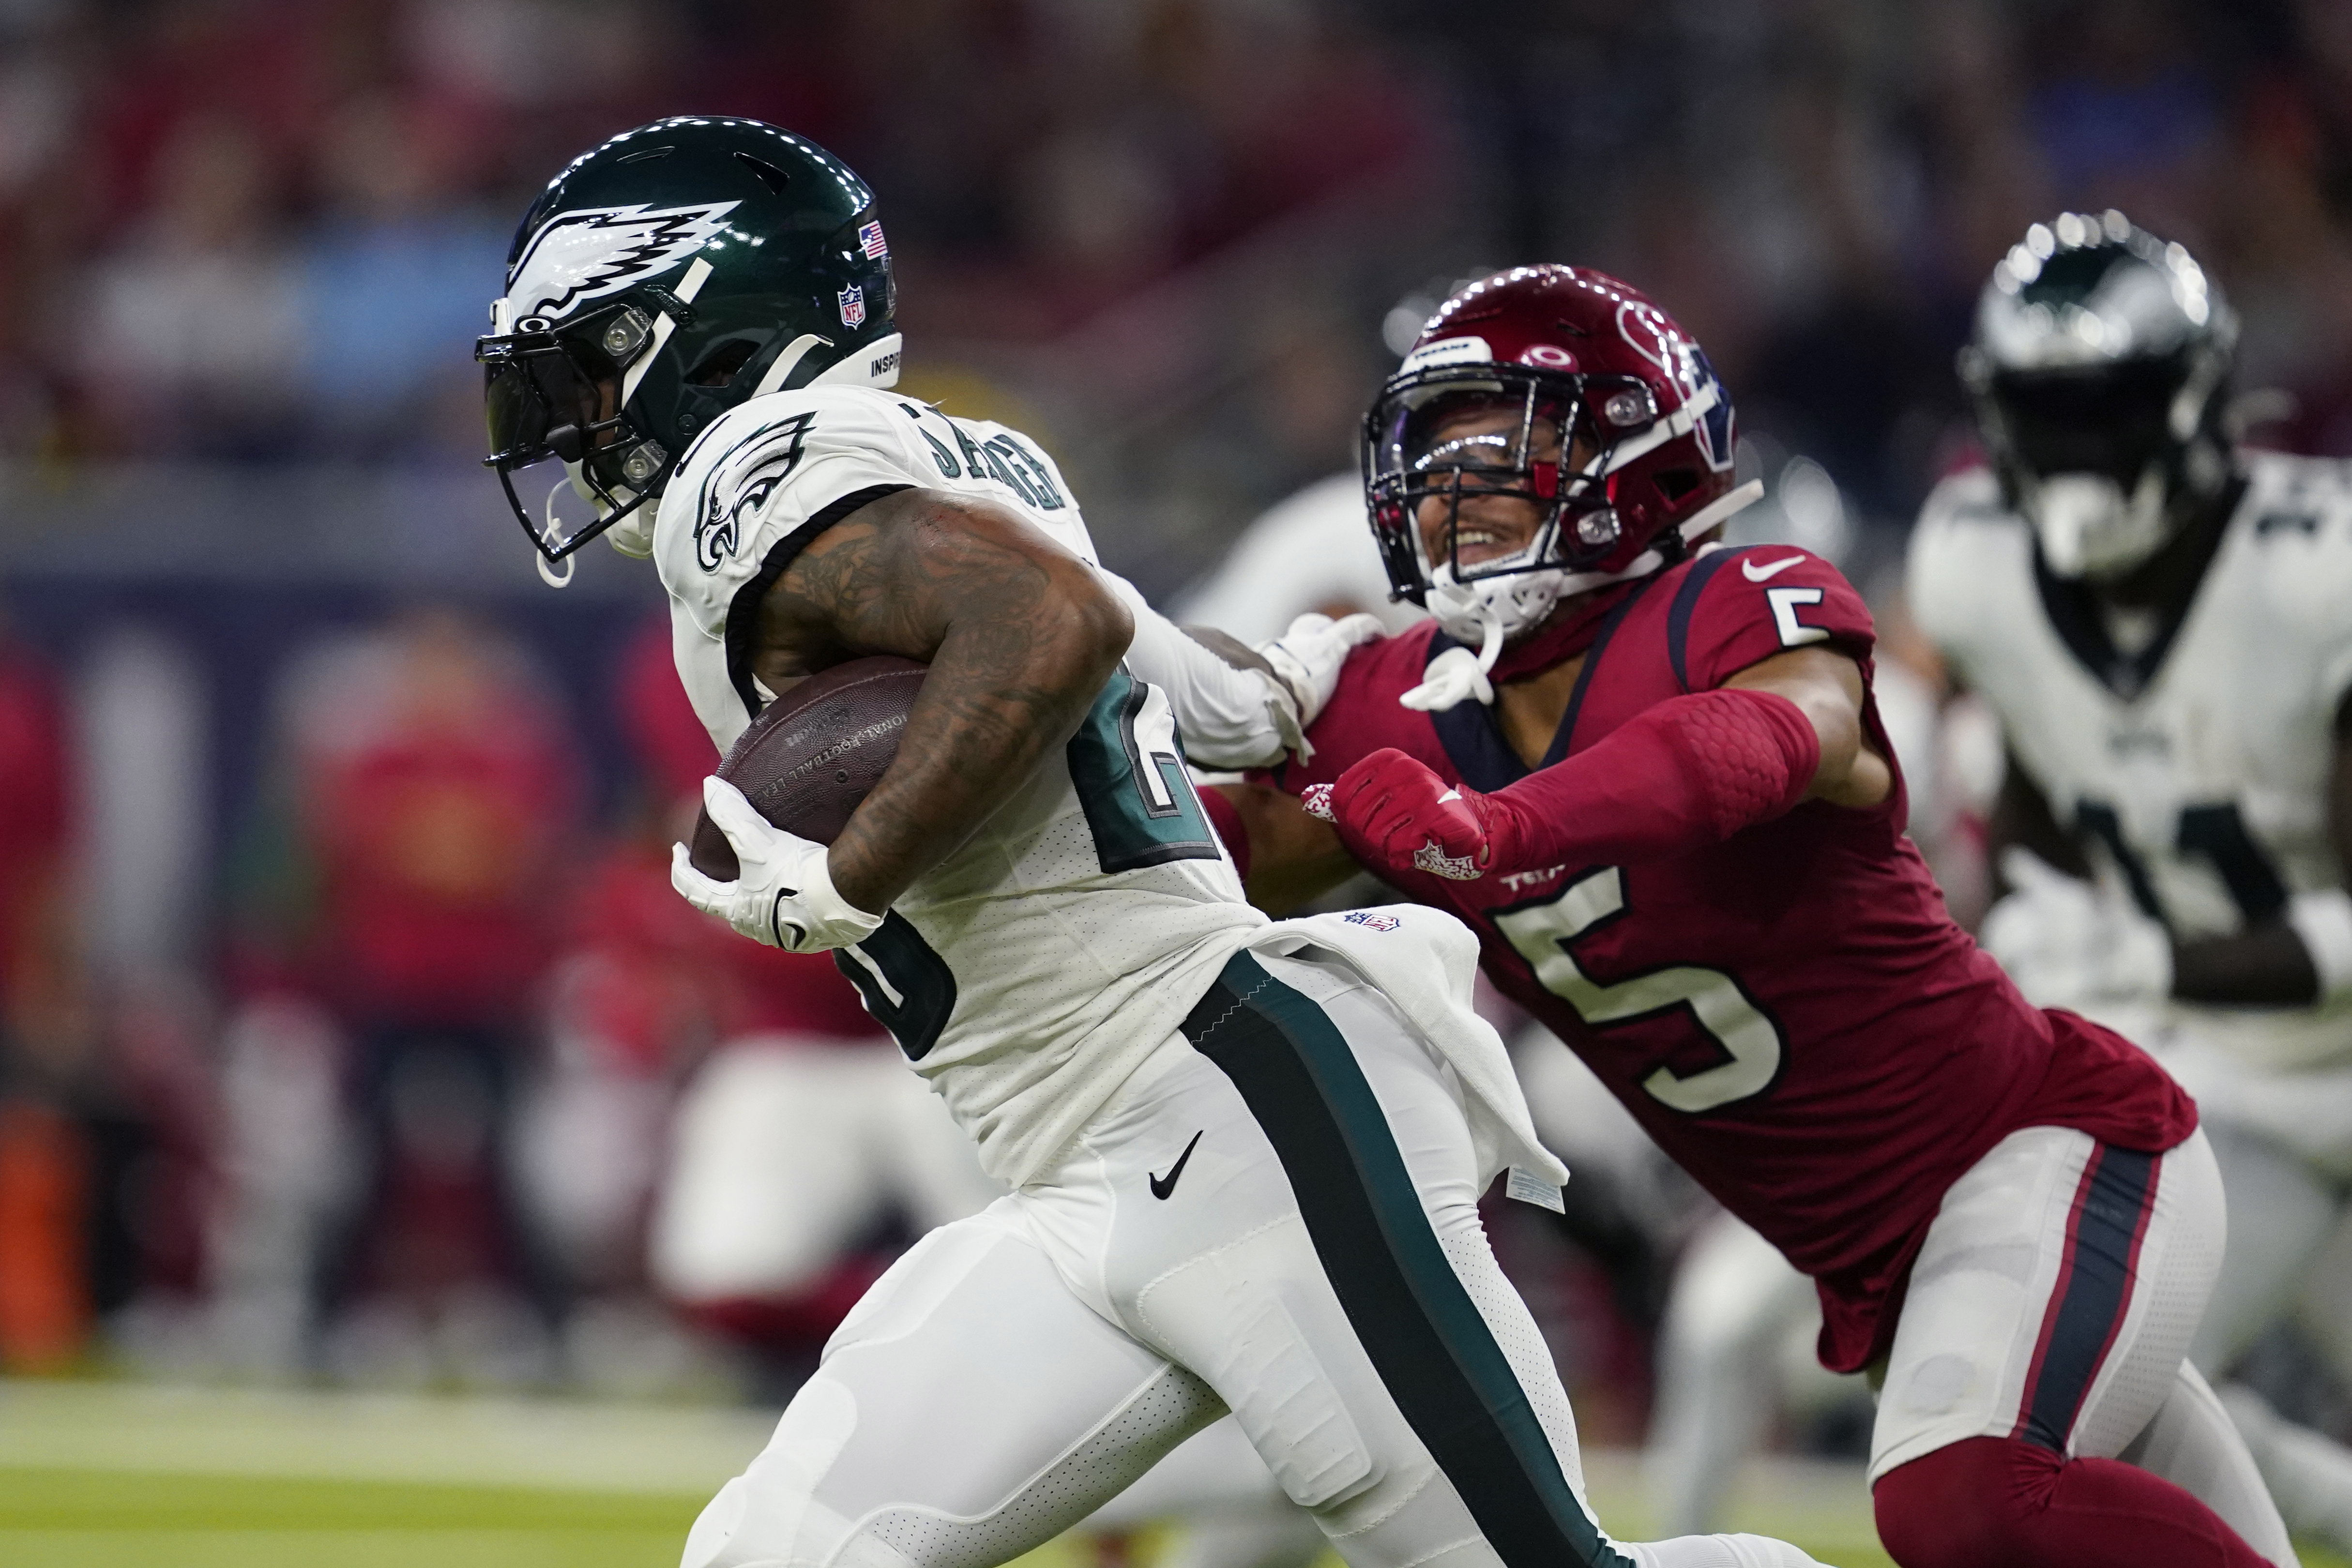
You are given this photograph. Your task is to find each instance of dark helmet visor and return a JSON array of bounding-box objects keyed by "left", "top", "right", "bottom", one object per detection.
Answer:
[
  {"left": 478, "top": 330, "right": 613, "bottom": 467},
  {"left": 1991, "top": 354, "right": 2186, "bottom": 485},
  {"left": 476, "top": 320, "right": 661, "bottom": 564}
]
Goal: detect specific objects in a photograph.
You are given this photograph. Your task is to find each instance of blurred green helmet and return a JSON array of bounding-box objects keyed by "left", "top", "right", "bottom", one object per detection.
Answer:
[
  {"left": 1959, "top": 211, "right": 2236, "bottom": 581},
  {"left": 477, "top": 116, "right": 900, "bottom": 568}
]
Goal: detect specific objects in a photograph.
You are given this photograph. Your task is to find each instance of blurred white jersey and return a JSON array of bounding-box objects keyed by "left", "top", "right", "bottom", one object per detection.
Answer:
[
  {"left": 653, "top": 385, "right": 1265, "bottom": 1185},
  {"left": 1909, "top": 451, "right": 2352, "bottom": 1069}
]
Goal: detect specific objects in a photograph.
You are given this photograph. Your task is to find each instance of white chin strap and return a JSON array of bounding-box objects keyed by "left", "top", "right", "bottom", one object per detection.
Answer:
[
  {"left": 1403, "top": 480, "right": 1764, "bottom": 713},
  {"left": 2028, "top": 469, "right": 2169, "bottom": 579},
  {"left": 1426, "top": 563, "right": 1564, "bottom": 655}
]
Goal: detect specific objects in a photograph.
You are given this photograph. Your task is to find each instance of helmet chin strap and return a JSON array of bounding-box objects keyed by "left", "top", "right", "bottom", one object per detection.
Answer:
[
  {"left": 1540, "top": 479, "right": 1766, "bottom": 601},
  {"left": 537, "top": 477, "right": 578, "bottom": 589},
  {"left": 1474, "top": 606, "right": 1507, "bottom": 672},
  {"left": 1403, "top": 480, "right": 1764, "bottom": 713}
]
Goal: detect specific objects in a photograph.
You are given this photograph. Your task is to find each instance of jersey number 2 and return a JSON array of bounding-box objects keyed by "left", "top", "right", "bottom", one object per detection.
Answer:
[
  {"left": 836, "top": 913, "right": 957, "bottom": 1062},
  {"left": 1493, "top": 867, "right": 1785, "bottom": 1113},
  {"left": 1067, "top": 668, "right": 1223, "bottom": 873}
]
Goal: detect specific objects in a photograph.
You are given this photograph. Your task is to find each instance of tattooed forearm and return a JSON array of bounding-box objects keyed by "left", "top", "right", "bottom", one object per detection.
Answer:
[
  {"left": 751, "top": 489, "right": 1133, "bottom": 912},
  {"left": 1214, "top": 781, "right": 1360, "bottom": 915}
]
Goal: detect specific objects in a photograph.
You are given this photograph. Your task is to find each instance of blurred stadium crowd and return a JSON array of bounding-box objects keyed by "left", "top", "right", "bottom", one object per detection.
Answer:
[{"left": 0, "top": 0, "right": 2350, "bottom": 1459}]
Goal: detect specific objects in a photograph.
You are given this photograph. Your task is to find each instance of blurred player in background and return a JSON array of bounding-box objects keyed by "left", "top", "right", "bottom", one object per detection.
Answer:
[
  {"left": 477, "top": 117, "right": 1827, "bottom": 1568},
  {"left": 1910, "top": 211, "right": 2352, "bottom": 1553},
  {"left": 0, "top": 624, "right": 91, "bottom": 1370},
  {"left": 235, "top": 608, "right": 579, "bottom": 1375},
  {"left": 1220, "top": 263, "right": 2295, "bottom": 1567}
]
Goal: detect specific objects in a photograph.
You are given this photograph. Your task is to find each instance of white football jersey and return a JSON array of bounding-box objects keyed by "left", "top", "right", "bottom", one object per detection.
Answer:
[
  {"left": 653, "top": 384, "right": 1266, "bottom": 1184},
  {"left": 1909, "top": 450, "right": 2352, "bottom": 1068}
]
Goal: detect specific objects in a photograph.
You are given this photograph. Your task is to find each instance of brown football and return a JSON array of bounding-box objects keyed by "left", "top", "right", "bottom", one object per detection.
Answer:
[{"left": 688, "top": 655, "right": 928, "bottom": 879}]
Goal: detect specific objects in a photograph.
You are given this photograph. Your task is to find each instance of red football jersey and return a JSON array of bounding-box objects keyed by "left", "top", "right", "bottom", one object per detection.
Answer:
[{"left": 1275, "top": 544, "right": 2195, "bottom": 1371}]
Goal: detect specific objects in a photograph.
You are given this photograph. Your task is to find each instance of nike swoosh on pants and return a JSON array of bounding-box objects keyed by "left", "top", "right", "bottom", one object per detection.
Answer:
[{"left": 1150, "top": 1131, "right": 1204, "bottom": 1199}]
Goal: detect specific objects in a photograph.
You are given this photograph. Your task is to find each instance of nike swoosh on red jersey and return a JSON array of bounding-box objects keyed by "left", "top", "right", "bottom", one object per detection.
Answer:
[{"left": 1741, "top": 554, "right": 1806, "bottom": 582}]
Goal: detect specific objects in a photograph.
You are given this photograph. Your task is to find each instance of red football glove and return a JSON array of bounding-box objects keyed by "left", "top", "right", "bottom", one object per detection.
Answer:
[{"left": 1325, "top": 748, "right": 1516, "bottom": 882}]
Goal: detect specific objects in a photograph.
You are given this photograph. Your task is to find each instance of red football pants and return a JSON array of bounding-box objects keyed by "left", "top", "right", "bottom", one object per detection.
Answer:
[{"left": 1873, "top": 1434, "right": 2271, "bottom": 1568}]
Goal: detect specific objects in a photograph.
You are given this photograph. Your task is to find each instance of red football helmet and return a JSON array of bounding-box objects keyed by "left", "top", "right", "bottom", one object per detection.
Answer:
[{"left": 1363, "top": 265, "right": 1755, "bottom": 650}]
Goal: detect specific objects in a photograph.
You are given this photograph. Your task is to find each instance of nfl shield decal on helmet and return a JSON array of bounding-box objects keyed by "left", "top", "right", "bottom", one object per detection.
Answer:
[
  {"left": 857, "top": 221, "right": 888, "bottom": 259},
  {"left": 838, "top": 285, "right": 866, "bottom": 327}
]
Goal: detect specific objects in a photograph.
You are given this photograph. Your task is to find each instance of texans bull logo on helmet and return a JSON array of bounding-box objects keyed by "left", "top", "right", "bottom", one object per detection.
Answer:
[
  {"left": 1614, "top": 298, "right": 1735, "bottom": 475},
  {"left": 1360, "top": 264, "right": 1763, "bottom": 658}
]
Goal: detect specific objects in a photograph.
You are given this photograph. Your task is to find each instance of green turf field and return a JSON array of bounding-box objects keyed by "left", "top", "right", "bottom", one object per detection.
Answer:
[{"left": 0, "top": 1379, "right": 2340, "bottom": 1568}]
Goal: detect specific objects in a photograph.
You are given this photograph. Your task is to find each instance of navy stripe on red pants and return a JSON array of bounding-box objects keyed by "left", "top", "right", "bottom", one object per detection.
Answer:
[{"left": 2012, "top": 1144, "right": 2162, "bottom": 1453}]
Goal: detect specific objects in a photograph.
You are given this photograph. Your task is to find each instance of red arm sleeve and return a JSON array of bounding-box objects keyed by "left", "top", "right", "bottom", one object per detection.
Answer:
[
  {"left": 1467, "top": 550, "right": 1869, "bottom": 870},
  {"left": 1477, "top": 686, "right": 1821, "bottom": 868}
]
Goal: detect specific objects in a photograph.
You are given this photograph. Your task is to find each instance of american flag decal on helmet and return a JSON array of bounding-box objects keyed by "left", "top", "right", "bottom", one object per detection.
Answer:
[{"left": 858, "top": 221, "right": 888, "bottom": 259}]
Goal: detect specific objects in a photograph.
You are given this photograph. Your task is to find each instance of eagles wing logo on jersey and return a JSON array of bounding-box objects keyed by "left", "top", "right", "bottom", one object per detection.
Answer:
[
  {"left": 694, "top": 411, "right": 818, "bottom": 571},
  {"left": 504, "top": 201, "right": 741, "bottom": 322}
]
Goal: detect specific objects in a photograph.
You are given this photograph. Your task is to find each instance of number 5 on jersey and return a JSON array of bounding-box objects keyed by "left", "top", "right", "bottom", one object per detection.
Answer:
[
  {"left": 1768, "top": 586, "right": 1829, "bottom": 649},
  {"left": 1494, "top": 867, "right": 1785, "bottom": 1113}
]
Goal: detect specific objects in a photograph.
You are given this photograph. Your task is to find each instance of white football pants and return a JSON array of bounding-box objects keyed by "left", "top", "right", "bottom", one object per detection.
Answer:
[
  {"left": 651, "top": 1036, "right": 1001, "bottom": 1303},
  {"left": 1870, "top": 1126, "right": 2292, "bottom": 1566},
  {"left": 2039, "top": 1024, "right": 2352, "bottom": 1553},
  {"left": 681, "top": 949, "right": 1821, "bottom": 1568},
  {"left": 1649, "top": 1127, "right": 2308, "bottom": 1561}
]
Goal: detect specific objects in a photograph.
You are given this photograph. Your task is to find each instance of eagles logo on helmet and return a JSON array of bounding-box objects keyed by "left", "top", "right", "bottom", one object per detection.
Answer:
[
  {"left": 476, "top": 117, "right": 902, "bottom": 579},
  {"left": 1362, "top": 265, "right": 1762, "bottom": 660}
]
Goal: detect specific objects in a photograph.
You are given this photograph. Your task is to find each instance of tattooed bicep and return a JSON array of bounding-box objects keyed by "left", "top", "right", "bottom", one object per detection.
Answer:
[{"left": 755, "top": 488, "right": 1118, "bottom": 674}]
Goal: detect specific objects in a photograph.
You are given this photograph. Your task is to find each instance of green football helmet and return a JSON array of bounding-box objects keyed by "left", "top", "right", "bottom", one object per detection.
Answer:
[
  {"left": 1959, "top": 211, "right": 2236, "bottom": 580},
  {"left": 477, "top": 116, "right": 900, "bottom": 569}
]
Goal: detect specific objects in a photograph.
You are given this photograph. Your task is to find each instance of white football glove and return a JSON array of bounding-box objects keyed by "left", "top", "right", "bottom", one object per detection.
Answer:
[
  {"left": 1979, "top": 847, "right": 2172, "bottom": 1009},
  {"left": 670, "top": 776, "right": 885, "bottom": 953},
  {"left": 1255, "top": 612, "right": 1384, "bottom": 761}
]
